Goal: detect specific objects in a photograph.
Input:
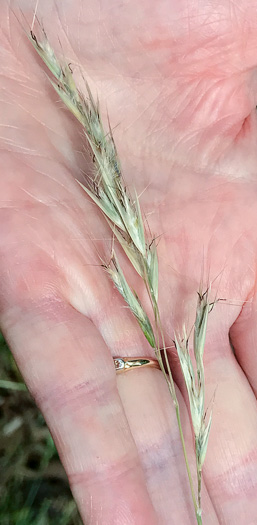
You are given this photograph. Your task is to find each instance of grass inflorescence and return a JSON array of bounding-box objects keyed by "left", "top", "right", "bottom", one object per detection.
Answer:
[{"left": 26, "top": 21, "right": 217, "bottom": 524}]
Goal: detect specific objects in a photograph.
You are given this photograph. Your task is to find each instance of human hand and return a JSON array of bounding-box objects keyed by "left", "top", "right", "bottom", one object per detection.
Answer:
[{"left": 1, "top": 1, "right": 257, "bottom": 523}]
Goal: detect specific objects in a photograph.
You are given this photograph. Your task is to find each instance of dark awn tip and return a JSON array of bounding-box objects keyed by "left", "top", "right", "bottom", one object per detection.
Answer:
[
  {"left": 148, "top": 238, "right": 155, "bottom": 250},
  {"left": 30, "top": 30, "right": 38, "bottom": 45}
]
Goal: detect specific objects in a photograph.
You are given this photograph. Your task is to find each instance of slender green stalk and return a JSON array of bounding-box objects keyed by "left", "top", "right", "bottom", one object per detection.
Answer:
[
  {"left": 155, "top": 306, "right": 200, "bottom": 523},
  {"left": 141, "top": 261, "right": 200, "bottom": 522},
  {"left": 0, "top": 379, "right": 27, "bottom": 391},
  {"left": 197, "top": 460, "right": 202, "bottom": 512}
]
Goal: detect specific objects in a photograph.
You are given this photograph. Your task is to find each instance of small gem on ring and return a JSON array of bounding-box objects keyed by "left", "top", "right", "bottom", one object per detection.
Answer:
[{"left": 114, "top": 358, "right": 125, "bottom": 370}]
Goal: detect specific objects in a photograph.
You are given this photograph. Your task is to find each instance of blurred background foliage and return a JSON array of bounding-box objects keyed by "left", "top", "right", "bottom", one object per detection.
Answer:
[{"left": 0, "top": 333, "right": 82, "bottom": 525}]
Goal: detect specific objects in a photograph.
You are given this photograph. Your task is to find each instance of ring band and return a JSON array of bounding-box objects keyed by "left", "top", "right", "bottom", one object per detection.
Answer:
[{"left": 114, "top": 357, "right": 160, "bottom": 373}]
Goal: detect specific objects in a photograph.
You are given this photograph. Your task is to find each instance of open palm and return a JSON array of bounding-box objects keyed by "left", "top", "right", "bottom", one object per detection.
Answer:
[{"left": 1, "top": 1, "right": 257, "bottom": 523}]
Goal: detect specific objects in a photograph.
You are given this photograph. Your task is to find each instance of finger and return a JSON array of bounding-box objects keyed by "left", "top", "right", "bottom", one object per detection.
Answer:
[
  {"left": 117, "top": 368, "right": 219, "bottom": 524},
  {"left": 205, "top": 348, "right": 257, "bottom": 523},
  {"left": 175, "top": 312, "right": 257, "bottom": 525},
  {"left": 0, "top": 295, "right": 158, "bottom": 525},
  {"left": 229, "top": 286, "right": 257, "bottom": 396}
]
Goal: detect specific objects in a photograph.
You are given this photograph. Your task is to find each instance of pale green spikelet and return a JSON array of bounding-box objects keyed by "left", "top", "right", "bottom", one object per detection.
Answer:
[
  {"left": 106, "top": 254, "right": 156, "bottom": 348},
  {"left": 174, "top": 287, "right": 215, "bottom": 517}
]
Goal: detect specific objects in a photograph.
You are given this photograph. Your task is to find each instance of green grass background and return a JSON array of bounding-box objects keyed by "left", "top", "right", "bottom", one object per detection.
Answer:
[{"left": 0, "top": 333, "right": 82, "bottom": 525}]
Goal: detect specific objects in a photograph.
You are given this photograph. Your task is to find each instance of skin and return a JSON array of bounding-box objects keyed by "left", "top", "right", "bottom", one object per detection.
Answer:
[{"left": 1, "top": 0, "right": 257, "bottom": 523}]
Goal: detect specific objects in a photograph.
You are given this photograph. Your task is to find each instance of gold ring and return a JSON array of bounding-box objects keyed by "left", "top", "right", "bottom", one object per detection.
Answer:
[{"left": 114, "top": 357, "right": 160, "bottom": 373}]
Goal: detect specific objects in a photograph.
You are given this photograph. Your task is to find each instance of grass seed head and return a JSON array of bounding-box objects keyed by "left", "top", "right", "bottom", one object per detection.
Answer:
[{"left": 28, "top": 26, "right": 206, "bottom": 523}]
